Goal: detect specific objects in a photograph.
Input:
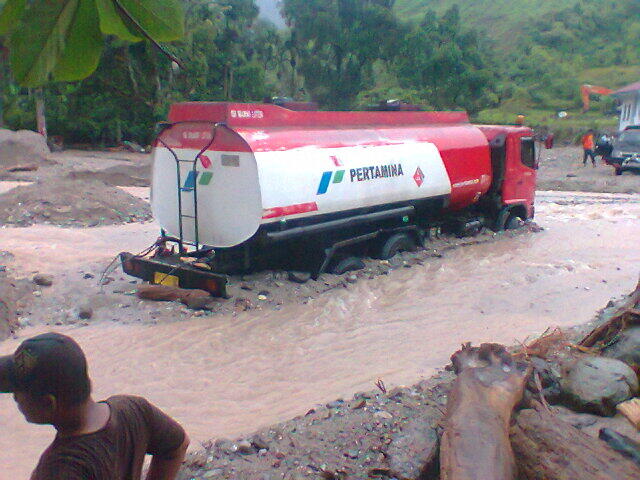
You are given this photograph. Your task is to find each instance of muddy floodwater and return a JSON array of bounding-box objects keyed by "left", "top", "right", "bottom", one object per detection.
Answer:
[{"left": 1, "top": 191, "right": 639, "bottom": 478}]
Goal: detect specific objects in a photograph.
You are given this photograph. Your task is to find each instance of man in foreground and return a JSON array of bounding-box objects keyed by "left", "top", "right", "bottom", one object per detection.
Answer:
[{"left": 0, "top": 332, "right": 189, "bottom": 480}]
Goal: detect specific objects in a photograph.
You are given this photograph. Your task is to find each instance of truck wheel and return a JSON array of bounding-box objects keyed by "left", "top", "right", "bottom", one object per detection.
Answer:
[
  {"left": 615, "top": 168, "right": 623, "bottom": 176},
  {"left": 505, "top": 215, "right": 524, "bottom": 230},
  {"left": 378, "top": 233, "right": 416, "bottom": 260},
  {"left": 330, "top": 256, "right": 365, "bottom": 275}
]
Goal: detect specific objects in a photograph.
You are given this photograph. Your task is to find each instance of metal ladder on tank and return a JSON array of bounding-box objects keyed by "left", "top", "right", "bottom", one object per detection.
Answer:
[{"left": 157, "top": 123, "right": 220, "bottom": 253}]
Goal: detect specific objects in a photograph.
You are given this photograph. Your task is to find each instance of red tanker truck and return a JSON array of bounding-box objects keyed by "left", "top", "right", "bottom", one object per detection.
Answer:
[{"left": 120, "top": 102, "right": 542, "bottom": 296}]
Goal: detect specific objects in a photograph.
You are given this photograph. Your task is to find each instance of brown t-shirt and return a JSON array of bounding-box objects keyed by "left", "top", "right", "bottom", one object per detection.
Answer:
[{"left": 31, "top": 395, "right": 186, "bottom": 480}]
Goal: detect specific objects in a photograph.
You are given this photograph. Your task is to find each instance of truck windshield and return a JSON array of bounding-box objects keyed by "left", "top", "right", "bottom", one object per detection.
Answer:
[{"left": 618, "top": 130, "right": 640, "bottom": 148}]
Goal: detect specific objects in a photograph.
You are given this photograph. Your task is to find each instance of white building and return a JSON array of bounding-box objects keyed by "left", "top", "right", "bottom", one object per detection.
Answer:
[{"left": 611, "top": 81, "right": 640, "bottom": 131}]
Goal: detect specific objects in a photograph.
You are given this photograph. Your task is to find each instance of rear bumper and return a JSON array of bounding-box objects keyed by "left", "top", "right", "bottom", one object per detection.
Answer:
[
  {"left": 606, "top": 157, "right": 640, "bottom": 171},
  {"left": 120, "top": 252, "right": 228, "bottom": 297}
]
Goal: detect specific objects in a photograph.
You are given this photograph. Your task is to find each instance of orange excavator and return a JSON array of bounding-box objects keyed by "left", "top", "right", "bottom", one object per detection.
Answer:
[{"left": 581, "top": 84, "right": 613, "bottom": 112}]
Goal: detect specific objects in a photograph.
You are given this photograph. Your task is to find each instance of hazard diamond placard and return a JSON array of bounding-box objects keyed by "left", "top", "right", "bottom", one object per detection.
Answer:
[{"left": 413, "top": 167, "right": 425, "bottom": 187}]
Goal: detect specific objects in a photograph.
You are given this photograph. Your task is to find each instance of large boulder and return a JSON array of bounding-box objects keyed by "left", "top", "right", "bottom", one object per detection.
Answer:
[
  {"left": 561, "top": 356, "right": 639, "bottom": 416},
  {"left": 0, "top": 128, "right": 50, "bottom": 171},
  {"left": 603, "top": 326, "right": 640, "bottom": 371}
]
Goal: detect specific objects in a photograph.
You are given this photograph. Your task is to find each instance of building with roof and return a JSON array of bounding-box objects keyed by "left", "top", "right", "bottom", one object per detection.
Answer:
[{"left": 611, "top": 81, "right": 640, "bottom": 131}]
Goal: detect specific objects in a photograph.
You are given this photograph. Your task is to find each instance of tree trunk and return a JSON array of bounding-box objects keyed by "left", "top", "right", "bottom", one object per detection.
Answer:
[
  {"left": 223, "top": 64, "right": 229, "bottom": 99},
  {"left": 510, "top": 408, "right": 640, "bottom": 480},
  {"left": 34, "top": 87, "right": 47, "bottom": 140},
  {"left": 440, "top": 343, "right": 530, "bottom": 480}
]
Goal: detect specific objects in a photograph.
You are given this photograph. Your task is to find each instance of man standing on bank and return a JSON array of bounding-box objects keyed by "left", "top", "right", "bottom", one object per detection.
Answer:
[
  {"left": 0, "top": 332, "right": 189, "bottom": 480},
  {"left": 581, "top": 129, "right": 597, "bottom": 166}
]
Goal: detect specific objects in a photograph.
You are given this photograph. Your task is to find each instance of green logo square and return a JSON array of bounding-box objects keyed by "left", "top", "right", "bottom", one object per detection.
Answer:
[{"left": 199, "top": 171, "right": 213, "bottom": 185}]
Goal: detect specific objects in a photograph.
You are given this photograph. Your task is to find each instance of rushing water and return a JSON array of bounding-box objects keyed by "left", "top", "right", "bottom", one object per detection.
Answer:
[{"left": 0, "top": 191, "right": 638, "bottom": 478}]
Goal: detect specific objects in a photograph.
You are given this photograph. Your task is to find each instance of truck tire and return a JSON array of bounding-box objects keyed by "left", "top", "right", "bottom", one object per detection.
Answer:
[
  {"left": 378, "top": 233, "right": 416, "bottom": 260},
  {"left": 330, "top": 256, "right": 365, "bottom": 275},
  {"left": 615, "top": 168, "right": 623, "bottom": 176},
  {"left": 505, "top": 215, "right": 524, "bottom": 230}
]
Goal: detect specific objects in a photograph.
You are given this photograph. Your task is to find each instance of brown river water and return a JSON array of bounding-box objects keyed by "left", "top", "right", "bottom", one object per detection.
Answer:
[{"left": 0, "top": 191, "right": 639, "bottom": 478}]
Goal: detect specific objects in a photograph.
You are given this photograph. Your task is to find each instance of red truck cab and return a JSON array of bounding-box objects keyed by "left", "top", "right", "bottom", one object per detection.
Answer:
[{"left": 477, "top": 125, "right": 538, "bottom": 229}]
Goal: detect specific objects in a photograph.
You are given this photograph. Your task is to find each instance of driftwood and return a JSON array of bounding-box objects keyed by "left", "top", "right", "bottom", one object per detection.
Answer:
[
  {"left": 510, "top": 408, "right": 640, "bottom": 479},
  {"left": 136, "top": 284, "right": 214, "bottom": 309},
  {"left": 617, "top": 398, "right": 640, "bottom": 430},
  {"left": 580, "top": 277, "right": 640, "bottom": 349},
  {"left": 440, "top": 343, "right": 530, "bottom": 480}
]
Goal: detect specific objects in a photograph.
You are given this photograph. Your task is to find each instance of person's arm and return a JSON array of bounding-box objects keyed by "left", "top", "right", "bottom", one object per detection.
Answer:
[
  {"left": 146, "top": 432, "right": 190, "bottom": 480},
  {"left": 136, "top": 396, "right": 189, "bottom": 480}
]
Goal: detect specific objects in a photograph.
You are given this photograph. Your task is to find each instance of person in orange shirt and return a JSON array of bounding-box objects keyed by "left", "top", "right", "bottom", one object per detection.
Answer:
[{"left": 581, "top": 130, "right": 596, "bottom": 166}]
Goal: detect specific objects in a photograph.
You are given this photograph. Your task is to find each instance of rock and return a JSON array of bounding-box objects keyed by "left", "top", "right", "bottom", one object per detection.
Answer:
[
  {"left": 33, "top": 274, "right": 53, "bottom": 286},
  {"left": 203, "top": 469, "right": 223, "bottom": 478},
  {"left": 236, "top": 439, "right": 255, "bottom": 454},
  {"left": 288, "top": 271, "right": 311, "bottom": 284},
  {"left": 122, "top": 140, "right": 145, "bottom": 153},
  {"left": 77, "top": 306, "right": 93, "bottom": 320},
  {"left": 186, "top": 451, "right": 210, "bottom": 468},
  {"left": 251, "top": 434, "right": 270, "bottom": 451},
  {"left": 326, "top": 399, "right": 344, "bottom": 409},
  {"left": 529, "top": 357, "right": 562, "bottom": 403},
  {"left": 7, "top": 164, "right": 38, "bottom": 172},
  {"left": 553, "top": 405, "right": 640, "bottom": 444},
  {"left": 183, "top": 295, "right": 217, "bottom": 310},
  {"left": 214, "top": 438, "right": 237, "bottom": 455},
  {"left": 602, "top": 326, "right": 640, "bottom": 371},
  {"left": 257, "top": 294, "right": 268, "bottom": 301},
  {"left": 385, "top": 417, "right": 439, "bottom": 480},
  {"left": 561, "top": 357, "right": 639, "bottom": 416},
  {"left": 83, "top": 273, "right": 95, "bottom": 279},
  {"left": 346, "top": 274, "right": 357, "bottom": 284},
  {"left": 234, "top": 297, "right": 252, "bottom": 311},
  {"left": 374, "top": 410, "right": 393, "bottom": 420}
]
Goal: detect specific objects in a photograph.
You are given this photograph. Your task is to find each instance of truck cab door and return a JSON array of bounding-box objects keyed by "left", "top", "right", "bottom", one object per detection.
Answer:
[{"left": 502, "top": 134, "right": 537, "bottom": 217}]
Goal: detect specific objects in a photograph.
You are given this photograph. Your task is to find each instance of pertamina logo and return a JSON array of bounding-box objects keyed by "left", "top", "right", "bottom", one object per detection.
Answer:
[
  {"left": 317, "top": 162, "right": 405, "bottom": 195},
  {"left": 316, "top": 170, "right": 345, "bottom": 195}
]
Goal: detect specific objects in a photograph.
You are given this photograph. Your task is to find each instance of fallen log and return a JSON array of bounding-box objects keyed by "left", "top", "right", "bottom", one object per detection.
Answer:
[
  {"left": 580, "top": 277, "right": 640, "bottom": 349},
  {"left": 440, "top": 343, "right": 530, "bottom": 480},
  {"left": 136, "top": 284, "right": 214, "bottom": 309},
  {"left": 510, "top": 408, "right": 640, "bottom": 479}
]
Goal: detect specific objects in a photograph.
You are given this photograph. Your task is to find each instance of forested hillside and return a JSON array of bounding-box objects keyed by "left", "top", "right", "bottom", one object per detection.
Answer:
[{"left": 396, "top": 0, "right": 640, "bottom": 111}]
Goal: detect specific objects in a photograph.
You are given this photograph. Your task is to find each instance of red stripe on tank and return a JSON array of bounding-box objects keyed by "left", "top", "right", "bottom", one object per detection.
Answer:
[{"left": 262, "top": 202, "right": 319, "bottom": 219}]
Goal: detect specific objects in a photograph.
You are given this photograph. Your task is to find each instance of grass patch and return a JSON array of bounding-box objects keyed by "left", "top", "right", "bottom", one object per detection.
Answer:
[{"left": 473, "top": 108, "right": 618, "bottom": 144}]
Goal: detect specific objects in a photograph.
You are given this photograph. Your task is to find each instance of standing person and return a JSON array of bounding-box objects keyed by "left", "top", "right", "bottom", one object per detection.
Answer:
[
  {"left": 595, "top": 133, "right": 613, "bottom": 160},
  {"left": 0, "top": 332, "right": 189, "bottom": 480},
  {"left": 581, "top": 129, "right": 596, "bottom": 166}
]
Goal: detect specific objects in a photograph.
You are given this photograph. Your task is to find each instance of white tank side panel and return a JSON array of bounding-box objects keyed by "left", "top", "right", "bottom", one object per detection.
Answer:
[
  {"left": 255, "top": 143, "right": 452, "bottom": 223},
  {"left": 151, "top": 148, "right": 262, "bottom": 248}
]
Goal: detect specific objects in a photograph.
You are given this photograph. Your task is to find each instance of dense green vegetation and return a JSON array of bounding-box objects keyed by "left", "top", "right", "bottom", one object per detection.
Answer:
[
  {"left": 396, "top": 0, "right": 640, "bottom": 116},
  {"left": 1, "top": 0, "right": 638, "bottom": 145}
]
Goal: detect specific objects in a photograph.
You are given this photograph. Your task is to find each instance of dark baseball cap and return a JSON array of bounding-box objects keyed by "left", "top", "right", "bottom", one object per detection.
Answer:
[{"left": 0, "top": 333, "right": 90, "bottom": 401}]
